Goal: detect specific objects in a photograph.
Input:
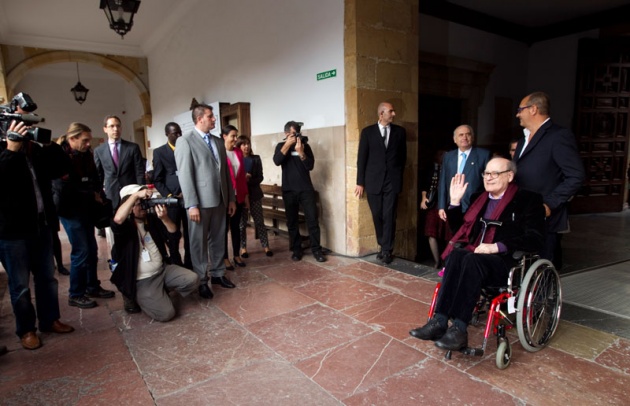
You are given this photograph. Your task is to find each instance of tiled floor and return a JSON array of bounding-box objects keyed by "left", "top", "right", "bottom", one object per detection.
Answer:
[{"left": 1, "top": 225, "right": 629, "bottom": 405}]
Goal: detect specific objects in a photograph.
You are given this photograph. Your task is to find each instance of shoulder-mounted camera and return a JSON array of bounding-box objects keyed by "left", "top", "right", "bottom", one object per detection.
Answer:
[{"left": 0, "top": 92, "right": 52, "bottom": 144}]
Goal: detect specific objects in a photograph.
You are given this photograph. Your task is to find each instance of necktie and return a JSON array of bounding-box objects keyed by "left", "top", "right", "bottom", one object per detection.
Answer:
[
  {"left": 458, "top": 152, "right": 467, "bottom": 174},
  {"left": 204, "top": 134, "right": 219, "bottom": 164},
  {"left": 111, "top": 143, "right": 119, "bottom": 168},
  {"left": 382, "top": 126, "right": 388, "bottom": 148}
]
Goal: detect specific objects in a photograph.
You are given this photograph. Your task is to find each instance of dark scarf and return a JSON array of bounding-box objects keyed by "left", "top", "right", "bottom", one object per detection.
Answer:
[{"left": 441, "top": 183, "right": 518, "bottom": 260}]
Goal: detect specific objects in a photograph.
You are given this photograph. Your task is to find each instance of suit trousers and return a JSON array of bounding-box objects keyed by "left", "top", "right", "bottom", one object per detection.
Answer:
[
  {"left": 166, "top": 206, "right": 191, "bottom": 267},
  {"left": 135, "top": 264, "right": 199, "bottom": 322},
  {"left": 188, "top": 203, "right": 227, "bottom": 283},
  {"left": 435, "top": 248, "right": 509, "bottom": 324},
  {"left": 366, "top": 179, "right": 398, "bottom": 254}
]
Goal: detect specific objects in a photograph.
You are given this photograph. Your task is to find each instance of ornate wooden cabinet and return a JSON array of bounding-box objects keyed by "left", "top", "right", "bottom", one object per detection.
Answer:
[{"left": 572, "top": 38, "right": 630, "bottom": 213}]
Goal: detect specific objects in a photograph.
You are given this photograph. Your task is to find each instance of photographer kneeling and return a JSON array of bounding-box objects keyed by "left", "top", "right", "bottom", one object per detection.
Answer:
[{"left": 110, "top": 185, "right": 198, "bottom": 322}]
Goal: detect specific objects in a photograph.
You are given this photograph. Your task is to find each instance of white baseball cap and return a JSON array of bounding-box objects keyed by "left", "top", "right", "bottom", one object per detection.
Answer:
[{"left": 119, "top": 184, "right": 147, "bottom": 200}]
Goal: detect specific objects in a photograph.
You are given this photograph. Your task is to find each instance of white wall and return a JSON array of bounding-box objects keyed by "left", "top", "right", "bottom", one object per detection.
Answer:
[
  {"left": 14, "top": 62, "right": 143, "bottom": 148},
  {"left": 145, "top": 0, "right": 344, "bottom": 150}
]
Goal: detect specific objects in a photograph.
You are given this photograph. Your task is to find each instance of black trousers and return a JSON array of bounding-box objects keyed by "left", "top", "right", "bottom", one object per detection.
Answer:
[
  {"left": 166, "top": 206, "right": 191, "bottom": 267},
  {"left": 366, "top": 179, "right": 398, "bottom": 254},
  {"left": 435, "top": 248, "right": 509, "bottom": 324},
  {"left": 282, "top": 190, "right": 321, "bottom": 254},
  {"left": 224, "top": 202, "right": 244, "bottom": 259}
]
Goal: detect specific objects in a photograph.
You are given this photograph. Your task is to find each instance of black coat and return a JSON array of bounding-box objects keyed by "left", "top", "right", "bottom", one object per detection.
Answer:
[
  {"left": 356, "top": 123, "right": 407, "bottom": 194},
  {"left": 245, "top": 154, "right": 264, "bottom": 201},
  {"left": 152, "top": 143, "right": 181, "bottom": 198},
  {"left": 94, "top": 139, "right": 145, "bottom": 209}
]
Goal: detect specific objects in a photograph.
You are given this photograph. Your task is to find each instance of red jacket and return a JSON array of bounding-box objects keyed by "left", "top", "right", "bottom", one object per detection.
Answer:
[{"left": 226, "top": 148, "right": 248, "bottom": 204}]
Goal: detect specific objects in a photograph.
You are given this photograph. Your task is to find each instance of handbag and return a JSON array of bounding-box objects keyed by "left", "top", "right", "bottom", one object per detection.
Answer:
[
  {"left": 92, "top": 192, "right": 113, "bottom": 229},
  {"left": 425, "top": 163, "right": 440, "bottom": 209}
]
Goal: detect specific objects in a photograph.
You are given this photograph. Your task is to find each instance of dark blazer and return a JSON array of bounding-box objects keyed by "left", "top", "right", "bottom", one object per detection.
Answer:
[
  {"left": 513, "top": 120, "right": 585, "bottom": 232},
  {"left": 94, "top": 139, "right": 145, "bottom": 209},
  {"left": 245, "top": 155, "right": 264, "bottom": 201},
  {"left": 438, "top": 147, "right": 491, "bottom": 212},
  {"left": 152, "top": 143, "right": 181, "bottom": 198},
  {"left": 356, "top": 123, "right": 407, "bottom": 194},
  {"left": 447, "top": 188, "right": 545, "bottom": 267}
]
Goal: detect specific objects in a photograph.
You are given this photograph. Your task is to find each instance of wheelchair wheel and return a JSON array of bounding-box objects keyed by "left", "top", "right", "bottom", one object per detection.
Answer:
[
  {"left": 495, "top": 338, "right": 511, "bottom": 369},
  {"left": 517, "top": 259, "right": 562, "bottom": 352}
]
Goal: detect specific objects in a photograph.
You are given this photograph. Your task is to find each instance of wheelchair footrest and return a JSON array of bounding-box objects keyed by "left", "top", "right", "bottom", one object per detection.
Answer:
[{"left": 461, "top": 347, "right": 484, "bottom": 357}]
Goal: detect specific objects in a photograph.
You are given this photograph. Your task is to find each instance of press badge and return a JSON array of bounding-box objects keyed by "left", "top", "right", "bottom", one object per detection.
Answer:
[
  {"left": 291, "top": 151, "right": 299, "bottom": 156},
  {"left": 141, "top": 248, "right": 150, "bottom": 262}
]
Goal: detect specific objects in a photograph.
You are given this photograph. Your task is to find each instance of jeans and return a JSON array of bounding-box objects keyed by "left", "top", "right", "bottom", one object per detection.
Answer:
[
  {"left": 0, "top": 226, "right": 60, "bottom": 337},
  {"left": 60, "top": 216, "right": 100, "bottom": 298}
]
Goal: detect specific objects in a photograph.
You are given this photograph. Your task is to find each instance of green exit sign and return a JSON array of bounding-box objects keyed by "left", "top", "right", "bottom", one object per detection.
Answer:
[{"left": 317, "top": 69, "right": 337, "bottom": 81}]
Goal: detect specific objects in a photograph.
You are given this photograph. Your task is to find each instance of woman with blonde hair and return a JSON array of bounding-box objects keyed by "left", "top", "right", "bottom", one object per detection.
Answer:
[{"left": 53, "top": 122, "right": 115, "bottom": 309}]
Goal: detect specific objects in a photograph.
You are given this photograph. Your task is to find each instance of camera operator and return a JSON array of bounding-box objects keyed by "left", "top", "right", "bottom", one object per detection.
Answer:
[
  {"left": 272, "top": 121, "right": 325, "bottom": 262},
  {"left": 110, "top": 185, "right": 198, "bottom": 321},
  {"left": 0, "top": 120, "right": 74, "bottom": 350}
]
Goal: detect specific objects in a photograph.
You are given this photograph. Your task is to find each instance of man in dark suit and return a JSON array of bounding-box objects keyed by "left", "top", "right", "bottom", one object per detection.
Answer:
[
  {"left": 152, "top": 122, "right": 191, "bottom": 269},
  {"left": 513, "top": 91, "right": 585, "bottom": 269},
  {"left": 438, "top": 124, "right": 491, "bottom": 222},
  {"left": 409, "top": 158, "right": 545, "bottom": 351},
  {"left": 93, "top": 115, "right": 145, "bottom": 210},
  {"left": 355, "top": 102, "right": 407, "bottom": 264},
  {"left": 175, "top": 104, "right": 236, "bottom": 299}
]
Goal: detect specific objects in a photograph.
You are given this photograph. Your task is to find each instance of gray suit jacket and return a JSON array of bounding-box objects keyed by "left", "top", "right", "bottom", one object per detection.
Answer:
[
  {"left": 175, "top": 129, "right": 234, "bottom": 209},
  {"left": 94, "top": 139, "right": 145, "bottom": 209}
]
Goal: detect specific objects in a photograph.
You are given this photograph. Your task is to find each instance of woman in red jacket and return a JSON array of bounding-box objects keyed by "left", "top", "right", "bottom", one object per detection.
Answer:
[{"left": 222, "top": 125, "right": 249, "bottom": 269}]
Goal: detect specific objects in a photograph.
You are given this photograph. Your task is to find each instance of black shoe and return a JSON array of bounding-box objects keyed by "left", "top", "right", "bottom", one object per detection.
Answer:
[
  {"left": 382, "top": 253, "right": 393, "bottom": 264},
  {"left": 409, "top": 318, "right": 447, "bottom": 341},
  {"left": 313, "top": 251, "right": 326, "bottom": 262},
  {"left": 198, "top": 283, "right": 214, "bottom": 299},
  {"left": 265, "top": 249, "right": 274, "bottom": 257},
  {"left": 57, "top": 266, "right": 70, "bottom": 276},
  {"left": 86, "top": 287, "right": 115, "bottom": 299},
  {"left": 123, "top": 296, "right": 142, "bottom": 313},
  {"left": 291, "top": 251, "right": 303, "bottom": 261},
  {"left": 240, "top": 250, "right": 249, "bottom": 259},
  {"left": 233, "top": 257, "right": 246, "bottom": 267},
  {"left": 434, "top": 326, "right": 468, "bottom": 351},
  {"left": 68, "top": 295, "right": 97, "bottom": 309},
  {"left": 376, "top": 251, "right": 384, "bottom": 260},
  {"left": 224, "top": 259, "right": 235, "bottom": 271},
  {"left": 211, "top": 276, "right": 236, "bottom": 289}
]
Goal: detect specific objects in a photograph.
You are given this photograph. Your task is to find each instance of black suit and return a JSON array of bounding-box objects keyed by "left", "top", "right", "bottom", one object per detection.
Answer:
[
  {"left": 513, "top": 120, "right": 585, "bottom": 267},
  {"left": 436, "top": 189, "right": 545, "bottom": 324},
  {"left": 152, "top": 143, "right": 190, "bottom": 267},
  {"left": 94, "top": 139, "right": 145, "bottom": 209},
  {"left": 357, "top": 123, "right": 407, "bottom": 254}
]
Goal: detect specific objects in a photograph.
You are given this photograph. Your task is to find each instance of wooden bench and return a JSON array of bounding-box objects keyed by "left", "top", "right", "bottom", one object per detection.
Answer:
[{"left": 256, "top": 184, "right": 318, "bottom": 238}]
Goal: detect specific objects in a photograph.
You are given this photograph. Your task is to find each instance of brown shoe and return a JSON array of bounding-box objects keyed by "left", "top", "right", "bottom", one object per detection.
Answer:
[
  {"left": 21, "top": 332, "right": 42, "bottom": 350},
  {"left": 42, "top": 320, "right": 75, "bottom": 334}
]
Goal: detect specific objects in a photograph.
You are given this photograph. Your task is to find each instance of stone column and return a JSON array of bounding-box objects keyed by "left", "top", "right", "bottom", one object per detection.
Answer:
[{"left": 345, "top": 0, "right": 419, "bottom": 258}]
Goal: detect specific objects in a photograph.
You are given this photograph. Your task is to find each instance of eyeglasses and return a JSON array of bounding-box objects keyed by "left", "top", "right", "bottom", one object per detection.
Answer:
[
  {"left": 481, "top": 170, "right": 511, "bottom": 179},
  {"left": 516, "top": 105, "right": 533, "bottom": 113}
]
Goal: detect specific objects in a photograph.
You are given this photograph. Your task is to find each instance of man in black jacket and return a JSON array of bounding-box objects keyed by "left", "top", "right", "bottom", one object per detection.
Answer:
[
  {"left": 110, "top": 184, "right": 198, "bottom": 321},
  {"left": 0, "top": 121, "right": 75, "bottom": 350},
  {"left": 409, "top": 158, "right": 545, "bottom": 351},
  {"left": 152, "top": 122, "right": 191, "bottom": 268}
]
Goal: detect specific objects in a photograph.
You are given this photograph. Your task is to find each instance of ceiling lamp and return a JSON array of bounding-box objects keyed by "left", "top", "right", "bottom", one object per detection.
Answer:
[
  {"left": 99, "top": 0, "right": 141, "bottom": 39},
  {"left": 70, "top": 63, "right": 89, "bottom": 105}
]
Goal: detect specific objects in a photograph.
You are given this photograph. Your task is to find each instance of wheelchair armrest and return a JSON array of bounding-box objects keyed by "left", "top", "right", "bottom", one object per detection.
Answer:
[{"left": 512, "top": 251, "right": 537, "bottom": 260}]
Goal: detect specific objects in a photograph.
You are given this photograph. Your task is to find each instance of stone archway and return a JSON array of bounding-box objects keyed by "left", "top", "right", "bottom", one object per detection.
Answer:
[{"left": 3, "top": 48, "right": 151, "bottom": 126}]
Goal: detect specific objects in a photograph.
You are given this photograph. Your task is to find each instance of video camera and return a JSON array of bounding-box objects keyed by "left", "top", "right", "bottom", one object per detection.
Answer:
[
  {"left": 0, "top": 92, "right": 52, "bottom": 144},
  {"left": 140, "top": 197, "right": 183, "bottom": 210}
]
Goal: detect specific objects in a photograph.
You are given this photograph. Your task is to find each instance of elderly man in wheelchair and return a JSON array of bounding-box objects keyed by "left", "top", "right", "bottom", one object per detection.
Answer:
[{"left": 410, "top": 157, "right": 561, "bottom": 367}]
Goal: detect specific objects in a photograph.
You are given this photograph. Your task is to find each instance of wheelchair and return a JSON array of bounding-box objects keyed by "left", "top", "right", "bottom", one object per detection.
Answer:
[{"left": 427, "top": 251, "right": 562, "bottom": 369}]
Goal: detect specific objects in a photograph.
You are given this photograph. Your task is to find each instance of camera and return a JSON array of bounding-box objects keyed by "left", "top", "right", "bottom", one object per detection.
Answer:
[
  {"left": 0, "top": 92, "right": 52, "bottom": 144},
  {"left": 140, "top": 197, "right": 182, "bottom": 210},
  {"left": 295, "top": 132, "right": 309, "bottom": 143}
]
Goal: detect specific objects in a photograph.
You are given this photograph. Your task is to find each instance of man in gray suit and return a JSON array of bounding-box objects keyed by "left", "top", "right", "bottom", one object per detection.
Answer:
[{"left": 175, "top": 104, "right": 236, "bottom": 299}]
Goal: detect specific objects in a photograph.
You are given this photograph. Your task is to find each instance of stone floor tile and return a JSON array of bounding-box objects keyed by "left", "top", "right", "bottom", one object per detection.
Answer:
[
  {"left": 296, "top": 331, "right": 428, "bottom": 400},
  {"left": 595, "top": 337, "right": 630, "bottom": 375},
  {"left": 294, "top": 275, "right": 393, "bottom": 311},
  {"left": 156, "top": 359, "right": 340, "bottom": 406},
  {"left": 343, "top": 358, "right": 517, "bottom": 405},
  {"left": 259, "top": 261, "right": 336, "bottom": 288},
  {"left": 376, "top": 271, "right": 439, "bottom": 303},
  {"left": 550, "top": 320, "right": 618, "bottom": 360},
  {"left": 248, "top": 303, "right": 374, "bottom": 363},
  {"left": 333, "top": 260, "right": 398, "bottom": 283},
  {"left": 213, "top": 281, "right": 316, "bottom": 325}
]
